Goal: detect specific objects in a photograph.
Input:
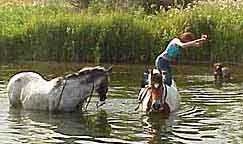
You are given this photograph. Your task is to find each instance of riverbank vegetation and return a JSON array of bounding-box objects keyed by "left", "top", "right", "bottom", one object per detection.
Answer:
[{"left": 0, "top": 0, "right": 243, "bottom": 64}]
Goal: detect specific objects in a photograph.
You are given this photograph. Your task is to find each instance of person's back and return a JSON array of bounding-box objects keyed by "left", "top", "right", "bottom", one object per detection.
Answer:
[
  {"left": 159, "top": 38, "right": 181, "bottom": 62},
  {"left": 155, "top": 32, "right": 207, "bottom": 86}
]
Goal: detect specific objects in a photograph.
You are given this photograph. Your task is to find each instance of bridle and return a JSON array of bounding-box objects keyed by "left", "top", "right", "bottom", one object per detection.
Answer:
[
  {"left": 149, "top": 81, "right": 167, "bottom": 112},
  {"left": 85, "top": 77, "right": 108, "bottom": 110},
  {"left": 134, "top": 86, "right": 150, "bottom": 111},
  {"left": 55, "top": 78, "right": 67, "bottom": 111},
  {"left": 135, "top": 69, "right": 167, "bottom": 112},
  {"left": 84, "top": 81, "right": 95, "bottom": 111},
  {"left": 55, "top": 77, "right": 96, "bottom": 111}
]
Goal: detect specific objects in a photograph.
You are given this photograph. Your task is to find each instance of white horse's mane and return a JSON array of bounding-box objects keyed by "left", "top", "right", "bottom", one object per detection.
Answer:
[
  {"left": 64, "top": 66, "right": 106, "bottom": 79},
  {"left": 78, "top": 66, "right": 106, "bottom": 74}
]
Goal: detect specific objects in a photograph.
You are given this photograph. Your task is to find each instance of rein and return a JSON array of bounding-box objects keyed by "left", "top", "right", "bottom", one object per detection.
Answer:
[
  {"left": 55, "top": 78, "right": 67, "bottom": 111},
  {"left": 161, "top": 84, "right": 167, "bottom": 104},
  {"left": 55, "top": 77, "right": 96, "bottom": 111},
  {"left": 55, "top": 78, "right": 95, "bottom": 111},
  {"left": 134, "top": 86, "right": 151, "bottom": 111},
  {"left": 135, "top": 83, "right": 167, "bottom": 112},
  {"left": 84, "top": 81, "right": 95, "bottom": 111}
]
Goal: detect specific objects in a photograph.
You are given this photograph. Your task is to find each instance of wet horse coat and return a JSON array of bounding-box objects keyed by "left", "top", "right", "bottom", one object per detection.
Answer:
[
  {"left": 136, "top": 69, "right": 180, "bottom": 113},
  {"left": 7, "top": 66, "right": 112, "bottom": 112}
]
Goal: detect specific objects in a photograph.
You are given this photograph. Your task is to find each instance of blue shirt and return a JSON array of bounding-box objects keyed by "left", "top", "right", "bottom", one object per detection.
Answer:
[{"left": 158, "top": 38, "right": 181, "bottom": 62}]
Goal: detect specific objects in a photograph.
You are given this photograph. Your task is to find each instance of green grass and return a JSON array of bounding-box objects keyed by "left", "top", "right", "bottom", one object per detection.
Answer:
[{"left": 0, "top": 0, "right": 243, "bottom": 63}]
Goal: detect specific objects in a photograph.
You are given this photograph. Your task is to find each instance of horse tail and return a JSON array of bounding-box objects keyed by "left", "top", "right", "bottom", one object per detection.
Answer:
[
  {"left": 7, "top": 76, "right": 23, "bottom": 107},
  {"left": 7, "top": 72, "right": 40, "bottom": 107}
]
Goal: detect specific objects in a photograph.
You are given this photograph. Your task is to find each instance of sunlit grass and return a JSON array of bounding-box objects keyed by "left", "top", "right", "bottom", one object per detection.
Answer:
[{"left": 0, "top": 0, "right": 243, "bottom": 63}]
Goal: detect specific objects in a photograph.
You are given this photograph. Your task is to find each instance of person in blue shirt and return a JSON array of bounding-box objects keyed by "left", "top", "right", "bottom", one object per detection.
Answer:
[{"left": 155, "top": 32, "right": 207, "bottom": 86}]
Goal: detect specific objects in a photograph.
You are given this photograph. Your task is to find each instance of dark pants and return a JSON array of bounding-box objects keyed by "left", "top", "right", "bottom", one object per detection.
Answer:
[
  {"left": 155, "top": 57, "right": 172, "bottom": 86},
  {"left": 141, "top": 70, "right": 149, "bottom": 88}
]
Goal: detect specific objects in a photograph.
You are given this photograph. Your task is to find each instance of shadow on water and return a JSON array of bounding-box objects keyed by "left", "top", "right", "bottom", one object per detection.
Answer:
[
  {"left": 141, "top": 113, "right": 177, "bottom": 144},
  {"left": 7, "top": 108, "right": 113, "bottom": 143}
]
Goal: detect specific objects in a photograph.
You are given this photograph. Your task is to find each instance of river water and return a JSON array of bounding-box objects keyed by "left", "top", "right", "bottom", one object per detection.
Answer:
[{"left": 0, "top": 62, "right": 243, "bottom": 144}]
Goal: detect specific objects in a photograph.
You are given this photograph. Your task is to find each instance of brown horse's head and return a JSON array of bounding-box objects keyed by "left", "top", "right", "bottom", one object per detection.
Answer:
[
  {"left": 213, "top": 63, "right": 231, "bottom": 86},
  {"left": 214, "top": 63, "right": 224, "bottom": 86},
  {"left": 214, "top": 63, "right": 223, "bottom": 76},
  {"left": 148, "top": 69, "right": 169, "bottom": 113}
]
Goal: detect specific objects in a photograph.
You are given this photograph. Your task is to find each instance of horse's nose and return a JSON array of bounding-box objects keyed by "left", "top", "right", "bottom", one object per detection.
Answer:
[{"left": 152, "top": 102, "right": 161, "bottom": 110}]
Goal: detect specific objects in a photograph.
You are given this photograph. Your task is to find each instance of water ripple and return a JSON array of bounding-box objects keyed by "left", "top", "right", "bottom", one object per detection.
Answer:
[{"left": 0, "top": 63, "right": 243, "bottom": 144}]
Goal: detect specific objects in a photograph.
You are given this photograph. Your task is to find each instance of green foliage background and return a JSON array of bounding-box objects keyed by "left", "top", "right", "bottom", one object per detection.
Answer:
[{"left": 0, "top": 1, "right": 243, "bottom": 64}]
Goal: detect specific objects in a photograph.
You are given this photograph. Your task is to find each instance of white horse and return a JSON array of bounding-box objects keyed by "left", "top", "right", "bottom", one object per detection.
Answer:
[
  {"left": 136, "top": 69, "right": 180, "bottom": 114},
  {"left": 7, "top": 66, "right": 112, "bottom": 112}
]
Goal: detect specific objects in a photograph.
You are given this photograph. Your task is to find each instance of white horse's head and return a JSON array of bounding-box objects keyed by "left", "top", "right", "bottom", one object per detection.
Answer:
[{"left": 58, "top": 66, "right": 112, "bottom": 111}]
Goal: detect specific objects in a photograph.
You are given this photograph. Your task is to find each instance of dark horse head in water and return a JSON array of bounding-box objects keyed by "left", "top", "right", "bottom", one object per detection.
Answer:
[
  {"left": 214, "top": 63, "right": 230, "bottom": 85},
  {"left": 7, "top": 66, "right": 112, "bottom": 112}
]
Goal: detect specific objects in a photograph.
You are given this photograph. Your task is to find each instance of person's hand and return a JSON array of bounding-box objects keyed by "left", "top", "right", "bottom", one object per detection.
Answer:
[
  {"left": 198, "top": 34, "right": 207, "bottom": 47},
  {"left": 201, "top": 34, "right": 207, "bottom": 40}
]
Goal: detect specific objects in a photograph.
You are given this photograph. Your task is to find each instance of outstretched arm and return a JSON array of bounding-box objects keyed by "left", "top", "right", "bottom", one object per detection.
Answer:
[{"left": 179, "top": 35, "right": 207, "bottom": 48}]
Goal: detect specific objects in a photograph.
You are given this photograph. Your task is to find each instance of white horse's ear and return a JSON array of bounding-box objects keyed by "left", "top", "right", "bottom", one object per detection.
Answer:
[{"left": 106, "top": 66, "right": 112, "bottom": 74}]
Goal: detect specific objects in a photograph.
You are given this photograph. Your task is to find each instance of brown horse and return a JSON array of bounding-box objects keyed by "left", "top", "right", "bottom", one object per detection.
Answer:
[
  {"left": 214, "top": 63, "right": 231, "bottom": 85},
  {"left": 136, "top": 69, "right": 180, "bottom": 114},
  {"left": 149, "top": 69, "right": 170, "bottom": 113}
]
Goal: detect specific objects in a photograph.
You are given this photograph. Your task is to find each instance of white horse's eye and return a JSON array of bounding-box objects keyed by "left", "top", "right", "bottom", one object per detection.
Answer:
[{"left": 154, "top": 83, "right": 160, "bottom": 88}]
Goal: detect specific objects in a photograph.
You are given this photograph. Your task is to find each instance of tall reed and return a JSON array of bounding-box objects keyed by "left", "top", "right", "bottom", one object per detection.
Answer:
[{"left": 0, "top": 0, "right": 243, "bottom": 63}]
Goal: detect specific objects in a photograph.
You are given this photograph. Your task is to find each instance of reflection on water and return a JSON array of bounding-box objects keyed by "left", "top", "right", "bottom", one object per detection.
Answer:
[
  {"left": 7, "top": 108, "right": 111, "bottom": 143},
  {"left": 0, "top": 62, "right": 243, "bottom": 144}
]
